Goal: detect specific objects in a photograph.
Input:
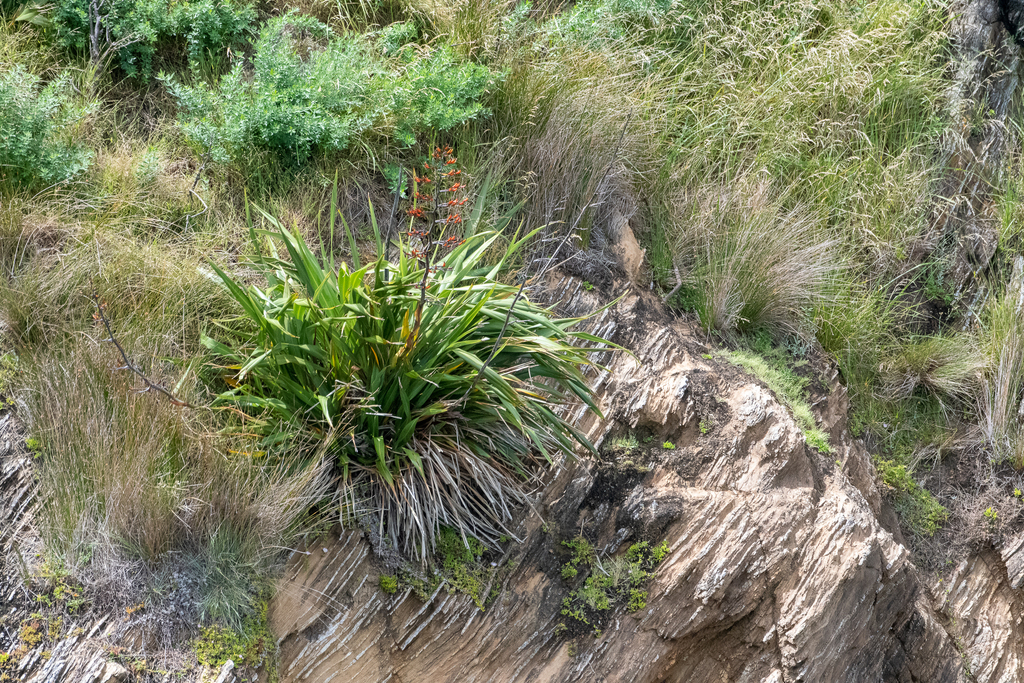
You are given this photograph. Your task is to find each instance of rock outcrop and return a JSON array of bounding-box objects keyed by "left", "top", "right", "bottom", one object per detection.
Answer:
[
  {"left": 266, "top": 284, "right": 970, "bottom": 683},
  {"left": 3, "top": 285, "right": 1024, "bottom": 683},
  {"left": 5, "top": 3, "right": 1024, "bottom": 681}
]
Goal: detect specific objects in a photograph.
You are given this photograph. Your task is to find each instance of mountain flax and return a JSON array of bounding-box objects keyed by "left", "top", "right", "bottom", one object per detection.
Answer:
[{"left": 204, "top": 187, "right": 612, "bottom": 560}]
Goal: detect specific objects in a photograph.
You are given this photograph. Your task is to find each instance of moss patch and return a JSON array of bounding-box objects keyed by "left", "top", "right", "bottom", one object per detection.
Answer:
[
  {"left": 876, "top": 459, "right": 948, "bottom": 537},
  {"left": 556, "top": 539, "right": 670, "bottom": 640},
  {"left": 390, "top": 526, "right": 512, "bottom": 611},
  {"left": 193, "top": 592, "right": 276, "bottom": 673}
]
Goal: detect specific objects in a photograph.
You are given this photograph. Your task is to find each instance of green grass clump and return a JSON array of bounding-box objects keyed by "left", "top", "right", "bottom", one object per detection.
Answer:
[
  {"left": 876, "top": 459, "right": 947, "bottom": 536},
  {"left": 21, "top": 340, "right": 331, "bottom": 629},
  {"left": 720, "top": 344, "right": 831, "bottom": 453},
  {"left": 672, "top": 197, "right": 839, "bottom": 339},
  {"left": 978, "top": 292, "right": 1024, "bottom": 467},
  {"left": 881, "top": 334, "right": 985, "bottom": 406}
]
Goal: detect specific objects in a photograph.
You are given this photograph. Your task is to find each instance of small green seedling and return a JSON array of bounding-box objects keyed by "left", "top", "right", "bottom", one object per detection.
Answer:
[{"left": 662, "top": 441, "right": 675, "bottom": 450}]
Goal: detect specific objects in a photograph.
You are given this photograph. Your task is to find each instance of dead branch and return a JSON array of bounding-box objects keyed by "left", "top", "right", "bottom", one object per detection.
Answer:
[{"left": 89, "top": 291, "right": 195, "bottom": 408}]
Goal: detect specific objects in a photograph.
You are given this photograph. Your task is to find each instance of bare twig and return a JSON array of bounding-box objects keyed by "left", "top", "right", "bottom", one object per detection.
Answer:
[
  {"left": 458, "top": 112, "right": 633, "bottom": 405},
  {"left": 87, "top": 0, "right": 143, "bottom": 67},
  {"left": 384, "top": 166, "right": 405, "bottom": 264},
  {"left": 184, "top": 187, "right": 208, "bottom": 231},
  {"left": 190, "top": 152, "right": 210, "bottom": 193},
  {"left": 89, "top": 291, "right": 195, "bottom": 408}
]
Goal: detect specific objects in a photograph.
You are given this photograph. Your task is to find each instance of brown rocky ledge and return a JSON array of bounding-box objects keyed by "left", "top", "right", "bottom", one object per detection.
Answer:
[{"left": 266, "top": 284, "right": 970, "bottom": 683}]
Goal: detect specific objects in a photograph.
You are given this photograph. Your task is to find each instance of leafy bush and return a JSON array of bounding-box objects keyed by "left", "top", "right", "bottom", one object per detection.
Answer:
[
  {"left": 0, "top": 66, "right": 94, "bottom": 188},
  {"left": 388, "top": 44, "right": 495, "bottom": 145},
  {"left": 203, "top": 213, "right": 607, "bottom": 558},
  {"left": 547, "top": 0, "right": 675, "bottom": 47},
  {"left": 165, "top": 13, "right": 499, "bottom": 165},
  {"left": 52, "top": 0, "right": 254, "bottom": 78}
]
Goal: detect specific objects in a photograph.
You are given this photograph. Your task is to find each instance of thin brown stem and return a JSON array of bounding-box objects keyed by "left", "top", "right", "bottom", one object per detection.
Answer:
[{"left": 89, "top": 291, "right": 195, "bottom": 408}]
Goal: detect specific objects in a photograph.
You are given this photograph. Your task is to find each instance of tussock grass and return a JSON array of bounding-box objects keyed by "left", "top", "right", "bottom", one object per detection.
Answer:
[
  {"left": 881, "top": 334, "right": 985, "bottom": 406},
  {"left": 978, "top": 290, "right": 1024, "bottom": 467},
  {"left": 0, "top": 220, "right": 231, "bottom": 355},
  {"left": 671, "top": 184, "right": 839, "bottom": 338},
  {"left": 21, "top": 340, "right": 331, "bottom": 628}
]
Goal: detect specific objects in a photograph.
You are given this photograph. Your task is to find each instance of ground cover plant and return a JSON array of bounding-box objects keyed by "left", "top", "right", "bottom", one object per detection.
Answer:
[
  {"left": 4, "top": 0, "right": 1024, "bottom": 670},
  {"left": 203, "top": 154, "right": 609, "bottom": 558}
]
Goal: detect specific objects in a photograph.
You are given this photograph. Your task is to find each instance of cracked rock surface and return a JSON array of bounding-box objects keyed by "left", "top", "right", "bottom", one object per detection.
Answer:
[{"left": 266, "top": 287, "right": 969, "bottom": 683}]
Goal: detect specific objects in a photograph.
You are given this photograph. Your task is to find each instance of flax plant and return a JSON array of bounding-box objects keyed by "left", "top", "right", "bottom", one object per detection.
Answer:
[{"left": 204, "top": 179, "right": 610, "bottom": 559}]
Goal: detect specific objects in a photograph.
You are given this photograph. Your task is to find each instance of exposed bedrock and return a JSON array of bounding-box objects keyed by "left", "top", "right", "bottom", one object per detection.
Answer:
[{"left": 267, "top": 287, "right": 970, "bottom": 683}]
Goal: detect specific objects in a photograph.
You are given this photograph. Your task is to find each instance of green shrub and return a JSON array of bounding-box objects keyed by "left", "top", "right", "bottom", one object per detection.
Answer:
[
  {"left": 375, "top": 20, "right": 418, "bottom": 57},
  {"left": 547, "top": 0, "right": 675, "bottom": 48},
  {"left": 877, "top": 459, "right": 947, "bottom": 536},
  {"left": 51, "top": 0, "right": 254, "bottom": 78},
  {"left": 0, "top": 67, "right": 94, "bottom": 188},
  {"left": 203, "top": 211, "right": 608, "bottom": 559},
  {"left": 379, "top": 575, "right": 399, "bottom": 594},
  {"left": 165, "top": 13, "right": 499, "bottom": 165},
  {"left": 387, "top": 44, "right": 496, "bottom": 145}
]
